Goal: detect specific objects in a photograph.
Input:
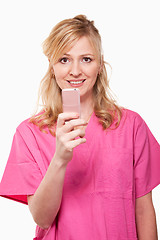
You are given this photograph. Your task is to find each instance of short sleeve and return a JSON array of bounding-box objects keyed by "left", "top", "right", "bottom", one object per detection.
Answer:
[
  {"left": 133, "top": 115, "right": 160, "bottom": 198},
  {"left": 0, "top": 124, "right": 43, "bottom": 204}
]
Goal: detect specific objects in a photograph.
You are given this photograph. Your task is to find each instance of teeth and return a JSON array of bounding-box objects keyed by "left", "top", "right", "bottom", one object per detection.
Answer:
[{"left": 69, "top": 80, "right": 84, "bottom": 84}]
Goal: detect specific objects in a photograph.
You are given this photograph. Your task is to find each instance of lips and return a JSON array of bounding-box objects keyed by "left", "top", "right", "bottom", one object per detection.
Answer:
[
  {"left": 67, "top": 79, "right": 86, "bottom": 84},
  {"left": 66, "top": 79, "right": 86, "bottom": 88}
]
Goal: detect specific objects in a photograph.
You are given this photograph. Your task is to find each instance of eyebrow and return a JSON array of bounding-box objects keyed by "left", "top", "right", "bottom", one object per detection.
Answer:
[{"left": 62, "top": 53, "right": 95, "bottom": 57}]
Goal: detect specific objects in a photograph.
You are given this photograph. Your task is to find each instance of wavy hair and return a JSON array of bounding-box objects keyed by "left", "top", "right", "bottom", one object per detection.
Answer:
[{"left": 30, "top": 15, "right": 122, "bottom": 135}]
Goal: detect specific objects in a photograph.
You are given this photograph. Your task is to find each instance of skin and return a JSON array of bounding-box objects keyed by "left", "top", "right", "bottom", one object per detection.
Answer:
[
  {"left": 28, "top": 112, "right": 87, "bottom": 229},
  {"left": 52, "top": 36, "right": 101, "bottom": 120},
  {"left": 28, "top": 36, "right": 158, "bottom": 237},
  {"left": 27, "top": 36, "right": 100, "bottom": 229},
  {"left": 136, "top": 192, "right": 158, "bottom": 239}
]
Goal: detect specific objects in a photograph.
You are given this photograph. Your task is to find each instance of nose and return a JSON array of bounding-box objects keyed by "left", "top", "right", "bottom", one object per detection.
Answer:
[{"left": 69, "top": 61, "right": 81, "bottom": 77}]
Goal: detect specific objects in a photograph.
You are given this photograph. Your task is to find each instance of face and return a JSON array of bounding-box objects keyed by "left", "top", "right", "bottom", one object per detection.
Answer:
[{"left": 52, "top": 36, "right": 100, "bottom": 101}]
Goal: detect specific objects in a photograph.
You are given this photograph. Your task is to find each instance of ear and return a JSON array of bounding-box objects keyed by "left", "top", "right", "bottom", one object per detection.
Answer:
[
  {"left": 51, "top": 67, "right": 54, "bottom": 75},
  {"left": 48, "top": 58, "right": 56, "bottom": 78}
]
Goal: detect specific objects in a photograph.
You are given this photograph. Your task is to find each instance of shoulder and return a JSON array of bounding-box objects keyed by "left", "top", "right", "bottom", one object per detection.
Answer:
[
  {"left": 120, "top": 108, "right": 145, "bottom": 129},
  {"left": 117, "top": 108, "right": 152, "bottom": 142},
  {"left": 122, "top": 108, "right": 143, "bottom": 121},
  {"left": 16, "top": 117, "right": 37, "bottom": 134},
  {"left": 15, "top": 112, "right": 52, "bottom": 143},
  {"left": 122, "top": 108, "right": 159, "bottom": 145},
  {"left": 16, "top": 111, "right": 46, "bottom": 134},
  {"left": 15, "top": 113, "right": 46, "bottom": 141},
  {"left": 13, "top": 118, "right": 38, "bottom": 147}
]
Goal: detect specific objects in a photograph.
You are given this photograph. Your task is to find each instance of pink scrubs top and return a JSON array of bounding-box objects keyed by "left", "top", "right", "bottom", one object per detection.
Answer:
[{"left": 0, "top": 109, "right": 160, "bottom": 240}]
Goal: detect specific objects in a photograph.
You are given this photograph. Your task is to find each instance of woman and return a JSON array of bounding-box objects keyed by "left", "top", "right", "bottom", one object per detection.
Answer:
[{"left": 0, "top": 15, "right": 159, "bottom": 240}]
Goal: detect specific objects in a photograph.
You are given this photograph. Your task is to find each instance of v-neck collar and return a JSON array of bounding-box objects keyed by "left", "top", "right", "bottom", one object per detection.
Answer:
[
  {"left": 72, "top": 112, "right": 101, "bottom": 166},
  {"left": 83, "top": 112, "right": 103, "bottom": 149}
]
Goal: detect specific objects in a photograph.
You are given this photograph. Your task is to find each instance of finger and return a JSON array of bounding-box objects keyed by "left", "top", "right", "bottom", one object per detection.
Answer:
[
  {"left": 65, "top": 128, "right": 86, "bottom": 141},
  {"left": 63, "top": 118, "right": 88, "bottom": 133},
  {"left": 67, "top": 137, "right": 87, "bottom": 150},
  {"left": 57, "top": 112, "right": 79, "bottom": 128}
]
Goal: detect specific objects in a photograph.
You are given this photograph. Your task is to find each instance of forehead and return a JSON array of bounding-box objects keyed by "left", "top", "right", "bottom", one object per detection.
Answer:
[{"left": 64, "top": 36, "right": 96, "bottom": 56}]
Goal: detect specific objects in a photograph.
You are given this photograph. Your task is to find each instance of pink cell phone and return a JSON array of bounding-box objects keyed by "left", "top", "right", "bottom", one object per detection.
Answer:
[{"left": 62, "top": 88, "right": 81, "bottom": 117}]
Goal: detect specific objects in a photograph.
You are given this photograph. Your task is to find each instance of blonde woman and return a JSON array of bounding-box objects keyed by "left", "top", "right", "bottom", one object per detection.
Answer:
[{"left": 0, "top": 15, "right": 160, "bottom": 240}]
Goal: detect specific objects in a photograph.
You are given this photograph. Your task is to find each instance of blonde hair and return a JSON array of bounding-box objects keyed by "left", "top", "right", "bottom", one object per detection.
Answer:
[{"left": 30, "top": 15, "right": 122, "bottom": 135}]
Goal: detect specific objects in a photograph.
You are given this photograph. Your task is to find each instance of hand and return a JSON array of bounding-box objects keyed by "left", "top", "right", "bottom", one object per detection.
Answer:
[{"left": 54, "top": 112, "right": 87, "bottom": 166}]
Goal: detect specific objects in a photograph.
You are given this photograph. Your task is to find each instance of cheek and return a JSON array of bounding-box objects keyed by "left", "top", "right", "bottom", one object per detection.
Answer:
[
  {"left": 86, "top": 66, "right": 99, "bottom": 80},
  {"left": 53, "top": 66, "right": 67, "bottom": 81},
  {"left": 83, "top": 62, "right": 99, "bottom": 75}
]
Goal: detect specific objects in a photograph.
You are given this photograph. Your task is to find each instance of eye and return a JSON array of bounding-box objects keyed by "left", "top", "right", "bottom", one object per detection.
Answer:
[
  {"left": 82, "top": 57, "right": 92, "bottom": 63},
  {"left": 60, "top": 57, "right": 69, "bottom": 64}
]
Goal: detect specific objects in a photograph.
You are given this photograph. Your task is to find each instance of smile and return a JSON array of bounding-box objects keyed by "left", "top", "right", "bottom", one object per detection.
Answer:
[{"left": 67, "top": 79, "right": 86, "bottom": 84}]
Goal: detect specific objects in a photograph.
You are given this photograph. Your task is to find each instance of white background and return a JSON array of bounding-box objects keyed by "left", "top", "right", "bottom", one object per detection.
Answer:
[{"left": 0, "top": 0, "right": 160, "bottom": 239}]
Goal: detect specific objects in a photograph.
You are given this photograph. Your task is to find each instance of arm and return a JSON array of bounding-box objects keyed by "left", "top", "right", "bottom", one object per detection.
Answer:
[
  {"left": 135, "top": 191, "right": 158, "bottom": 240},
  {"left": 27, "top": 158, "right": 67, "bottom": 229},
  {"left": 27, "top": 113, "right": 87, "bottom": 229}
]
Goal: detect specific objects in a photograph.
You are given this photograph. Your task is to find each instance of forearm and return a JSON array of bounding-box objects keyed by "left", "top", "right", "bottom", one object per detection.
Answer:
[
  {"left": 136, "top": 202, "right": 158, "bottom": 240},
  {"left": 27, "top": 113, "right": 86, "bottom": 229},
  {"left": 28, "top": 156, "right": 67, "bottom": 229}
]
